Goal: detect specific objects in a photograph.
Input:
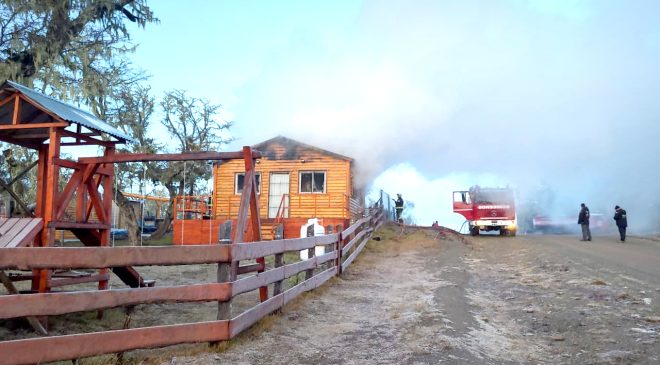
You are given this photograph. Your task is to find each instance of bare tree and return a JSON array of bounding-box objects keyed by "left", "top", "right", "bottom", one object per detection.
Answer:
[{"left": 148, "top": 90, "right": 233, "bottom": 240}]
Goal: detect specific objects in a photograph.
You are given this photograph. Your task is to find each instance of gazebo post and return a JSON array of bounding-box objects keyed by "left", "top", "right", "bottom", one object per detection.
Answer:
[
  {"left": 38, "top": 128, "right": 61, "bottom": 293},
  {"left": 31, "top": 145, "right": 48, "bottom": 292},
  {"left": 98, "top": 146, "right": 115, "bottom": 310}
]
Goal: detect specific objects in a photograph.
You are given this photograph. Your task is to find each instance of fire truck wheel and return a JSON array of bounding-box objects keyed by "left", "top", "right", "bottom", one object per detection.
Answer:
[
  {"left": 470, "top": 227, "right": 479, "bottom": 236},
  {"left": 500, "top": 229, "right": 507, "bottom": 236}
]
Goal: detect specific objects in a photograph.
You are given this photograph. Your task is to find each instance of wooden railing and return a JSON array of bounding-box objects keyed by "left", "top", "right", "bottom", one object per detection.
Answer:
[
  {"left": 275, "top": 193, "right": 288, "bottom": 224},
  {"left": 175, "top": 195, "right": 213, "bottom": 220},
  {"left": 0, "top": 208, "right": 386, "bottom": 365}
]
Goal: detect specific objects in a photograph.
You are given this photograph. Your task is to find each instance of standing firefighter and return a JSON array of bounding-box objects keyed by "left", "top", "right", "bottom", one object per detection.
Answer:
[
  {"left": 393, "top": 194, "right": 404, "bottom": 222},
  {"left": 577, "top": 203, "right": 592, "bottom": 241},
  {"left": 613, "top": 205, "right": 628, "bottom": 242}
]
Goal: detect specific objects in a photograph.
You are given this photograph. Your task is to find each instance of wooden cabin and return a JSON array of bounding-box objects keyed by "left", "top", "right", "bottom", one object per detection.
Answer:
[{"left": 173, "top": 136, "right": 364, "bottom": 244}]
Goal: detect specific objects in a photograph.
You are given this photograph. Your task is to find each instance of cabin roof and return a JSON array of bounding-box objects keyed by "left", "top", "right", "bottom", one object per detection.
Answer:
[
  {"left": 253, "top": 136, "right": 353, "bottom": 162},
  {"left": 0, "top": 80, "right": 133, "bottom": 144}
]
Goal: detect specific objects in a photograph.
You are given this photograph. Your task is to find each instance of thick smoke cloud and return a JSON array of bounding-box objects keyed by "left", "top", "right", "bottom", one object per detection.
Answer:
[{"left": 231, "top": 0, "right": 660, "bottom": 232}]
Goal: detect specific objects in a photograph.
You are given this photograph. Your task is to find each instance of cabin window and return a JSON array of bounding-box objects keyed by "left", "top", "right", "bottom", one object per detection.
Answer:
[
  {"left": 299, "top": 171, "right": 325, "bottom": 194},
  {"left": 235, "top": 172, "right": 261, "bottom": 195}
]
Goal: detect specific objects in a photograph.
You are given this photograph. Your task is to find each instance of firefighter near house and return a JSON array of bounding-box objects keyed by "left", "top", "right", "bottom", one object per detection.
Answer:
[{"left": 453, "top": 186, "right": 517, "bottom": 236}]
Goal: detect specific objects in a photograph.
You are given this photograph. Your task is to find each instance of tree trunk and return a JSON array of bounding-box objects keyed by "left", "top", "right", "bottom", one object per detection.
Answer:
[
  {"left": 147, "top": 183, "right": 176, "bottom": 241},
  {"left": 112, "top": 187, "right": 140, "bottom": 245},
  {"left": 148, "top": 207, "right": 172, "bottom": 240}
]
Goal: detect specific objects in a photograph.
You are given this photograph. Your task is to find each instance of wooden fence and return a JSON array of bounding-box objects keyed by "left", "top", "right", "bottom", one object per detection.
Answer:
[{"left": 0, "top": 208, "right": 386, "bottom": 365}]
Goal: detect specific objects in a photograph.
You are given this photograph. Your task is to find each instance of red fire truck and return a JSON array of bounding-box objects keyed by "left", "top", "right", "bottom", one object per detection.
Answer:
[{"left": 453, "top": 186, "right": 517, "bottom": 236}]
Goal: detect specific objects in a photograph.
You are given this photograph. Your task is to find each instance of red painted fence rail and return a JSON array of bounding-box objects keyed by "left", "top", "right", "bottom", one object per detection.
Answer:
[{"left": 0, "top": 209, "right": 386, "bottom": 365}]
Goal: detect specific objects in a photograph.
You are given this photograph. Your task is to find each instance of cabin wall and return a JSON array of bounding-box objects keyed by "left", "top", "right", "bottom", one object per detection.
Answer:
[
  {"left": 172, "top": 217, "right": 350, "bottom": 245},
  {"left": 213, "top": 147, "right": 352, "bottom": 221}
]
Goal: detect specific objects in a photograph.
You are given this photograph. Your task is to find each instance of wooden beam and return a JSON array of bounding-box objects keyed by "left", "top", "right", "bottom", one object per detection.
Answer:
[
  {"left": 236, "top": 263, "right": 261, "bottom": 275},
  {"left": 0, "top": 135, "right": 41, "bottom": 149},
  {"left": 61, "top": 141, "right": 112, "bottom": 146},
  {"left": 48, "top": 273, "right": 110, "bottom": 288},
  {"left": 0, "top": 320, "right": 230, "bottom": 365},
  {"left": 32, "top": 146, "right": 47, "bottom": 290},
  {"left": 231, "top": 256, "right": 332, "bottom": 297},
  {"left": 0, "top": 283, "right": 232, "bottom": 319},
  {"left": 231, "top": 235, "right": 339, "bottom": 261},
  {"left": 60, "top": 129, "right": 115, "bottom": 147},
  {"left": 233, "top": 168, "right": 253, "bottom": 244},
  {"left": 341, "top": 229, "right": 368, "bottom": 255},
  {"left": 342, "top": 233, "right": 372, "bottom": 272},
  {"left": 0, "top": 245, "right": 232, "bottom": 270},
  {"left": 99, "top": 147, "right": 114, "bottom": 298},
  {"left": 244, "top": 148, "right": 262, "bottom": 242},
  {"left": 85, "top": 175, "right": 103, "bottom": 221},
  {"left": 0, "top": 94, "right": 17, "bottom": 108},
  {"left": 53, "top": 169, "right": 83, "bottom": 221},
  {"left": 341, "top": 217, "right": 368, "bottom": 237},
  {"left": 51, "top": 158, "right": 82, "bottom": 170},
  {"left": 11, "top": 96, "right": 21, "bottom": 125},
  {"left": 0, "top": 122, "right": 69, "bottom": 130},
  {"left": 10, "top": 132, "right": 49, "bottom": 139},
  {"left": 48, "top": 222, "right": 109, "bottom": 230},
  {"left": 0, "top": 179, "right": 34, "bottom": 217},
  {"left": 86, "top": 177, "right": 108, "bottom": 223},
  {"left": 77, "top": 150, "right": 261, "bottom": 164},
  {"left": 82, "top": 162, "right": 100, "bottom": 183},
  {"left": 121, "top": 192, "right": 170, "bottom": 202}
]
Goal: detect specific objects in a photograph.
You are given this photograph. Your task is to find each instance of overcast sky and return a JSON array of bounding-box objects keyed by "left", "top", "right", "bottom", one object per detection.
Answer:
[{"left": 130, "top": 0, "right": 660, "bottom": 231}]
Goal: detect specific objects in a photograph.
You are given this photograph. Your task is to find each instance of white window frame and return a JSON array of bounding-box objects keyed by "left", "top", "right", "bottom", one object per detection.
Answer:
[
  {"left": 299, "top": 171, "right": 326, "bottom": 194},
  {"left": 235, "top": 172, "right": 261, "bottom": 195}
]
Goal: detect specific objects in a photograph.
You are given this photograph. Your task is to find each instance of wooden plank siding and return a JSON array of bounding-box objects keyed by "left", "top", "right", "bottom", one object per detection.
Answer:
[
  {"left": 172, "top": 137, "right": 360, "bottom": 243},
  {"left": 213, "top": 140, "right": 352, "bottom": 221}
]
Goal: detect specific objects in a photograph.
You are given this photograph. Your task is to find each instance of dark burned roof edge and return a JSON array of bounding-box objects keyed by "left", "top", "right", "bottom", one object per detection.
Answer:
[
  {"left": 252, "top": 135, "right": 353, "bottom": 162},
  {"left": 1, "top": 80, "right": 134, "bottom": 144}
]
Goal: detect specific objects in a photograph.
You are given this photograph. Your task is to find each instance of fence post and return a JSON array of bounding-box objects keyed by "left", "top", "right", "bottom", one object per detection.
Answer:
[
  {"left": 336, "top": 231, "right": 343, "bottom": 276},
  {"left": 217, "top": 220, "right": 233, "bottom": 320},
  {"left": 305, "top": 225, "right": 315, "bottom": 280}
]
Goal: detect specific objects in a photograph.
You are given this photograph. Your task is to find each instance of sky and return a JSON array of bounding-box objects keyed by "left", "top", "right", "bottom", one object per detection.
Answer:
[{"left": 127, "top": 0, "right": 660, "bottom": 231}]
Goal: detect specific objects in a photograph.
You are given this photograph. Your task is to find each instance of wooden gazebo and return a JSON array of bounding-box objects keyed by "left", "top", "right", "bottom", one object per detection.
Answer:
[{"left": 0, "top": 80, "right": 144, "bottom": 294}]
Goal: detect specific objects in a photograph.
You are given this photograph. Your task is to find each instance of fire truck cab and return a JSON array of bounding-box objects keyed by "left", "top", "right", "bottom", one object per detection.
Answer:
[{"left": 453, "top": 187, "right": 517, "bottom": 236}]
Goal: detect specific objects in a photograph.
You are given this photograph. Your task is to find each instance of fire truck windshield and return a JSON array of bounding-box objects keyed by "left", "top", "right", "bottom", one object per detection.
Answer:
[{"left": 472, "top": 189, "right": 513, "bottom": 204}]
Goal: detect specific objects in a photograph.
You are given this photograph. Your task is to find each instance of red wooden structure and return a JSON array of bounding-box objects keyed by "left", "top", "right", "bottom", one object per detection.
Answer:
[
  {"left": 0, "top": 80, "right": 134, "bottom": 294},
  {"left": 0, "top": 82, "right": 390, "bottom": 363},
  {"left": 0, "top": 81, "right": 265, "bottom": 300}
]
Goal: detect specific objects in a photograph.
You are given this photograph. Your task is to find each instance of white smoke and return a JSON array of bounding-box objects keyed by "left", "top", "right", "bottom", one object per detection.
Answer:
[{"left": 227, "top": 0, "right": 660, "bottom": 232}]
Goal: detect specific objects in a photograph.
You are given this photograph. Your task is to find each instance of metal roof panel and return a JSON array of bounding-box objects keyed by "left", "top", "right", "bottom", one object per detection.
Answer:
[{"left": 3, "top": 80, "right": 134, "bottom": 143}]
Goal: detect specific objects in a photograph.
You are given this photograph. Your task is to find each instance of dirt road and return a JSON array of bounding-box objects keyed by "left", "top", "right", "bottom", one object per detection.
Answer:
[{"left": 164, "top": 226, "right": 659, "bottom": 365}]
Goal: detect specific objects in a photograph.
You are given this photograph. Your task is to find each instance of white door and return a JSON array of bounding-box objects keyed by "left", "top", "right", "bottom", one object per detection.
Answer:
[{"left": 268, "top": 173, "right": 290, "bottom": 219}]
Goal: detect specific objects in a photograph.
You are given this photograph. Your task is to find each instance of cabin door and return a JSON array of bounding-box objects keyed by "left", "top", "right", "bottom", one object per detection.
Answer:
[{"left": 268, "top": 173, "right": 290, "bottom": 219}]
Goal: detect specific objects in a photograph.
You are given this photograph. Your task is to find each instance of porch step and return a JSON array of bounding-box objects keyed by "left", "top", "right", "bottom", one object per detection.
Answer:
[{"left": 260, "top": 223, "right": 276, "bottom": 241}]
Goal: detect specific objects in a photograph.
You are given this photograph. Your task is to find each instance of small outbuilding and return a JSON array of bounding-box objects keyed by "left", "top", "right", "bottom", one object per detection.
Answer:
[{"left": 174, "top": 136, "right": 364, "bottom": 244}]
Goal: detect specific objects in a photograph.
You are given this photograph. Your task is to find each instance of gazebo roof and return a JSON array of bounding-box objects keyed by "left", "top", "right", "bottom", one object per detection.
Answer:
[{"left": 0, "top": 80, "right": 133, "bottom": 148}]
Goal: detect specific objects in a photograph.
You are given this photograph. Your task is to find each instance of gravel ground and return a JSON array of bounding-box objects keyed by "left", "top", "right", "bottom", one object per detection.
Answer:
[
  {"left": 166, "top": 226, "right": 659, "bottom": 365},
  {"left": 2, "top": 225, "right": 658, "bottom": 364}
]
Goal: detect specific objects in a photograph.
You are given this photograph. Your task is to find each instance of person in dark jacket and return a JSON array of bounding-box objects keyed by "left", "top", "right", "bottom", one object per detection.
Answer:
[
  {"left": 393, "top": 194, "right": 404, "bottom": 222},
  {"left": 577, "top": 203, "right": 591, "bottom": 241},
  {"left": 613, "top": 205, "right": 628, "bottom": 242}
]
